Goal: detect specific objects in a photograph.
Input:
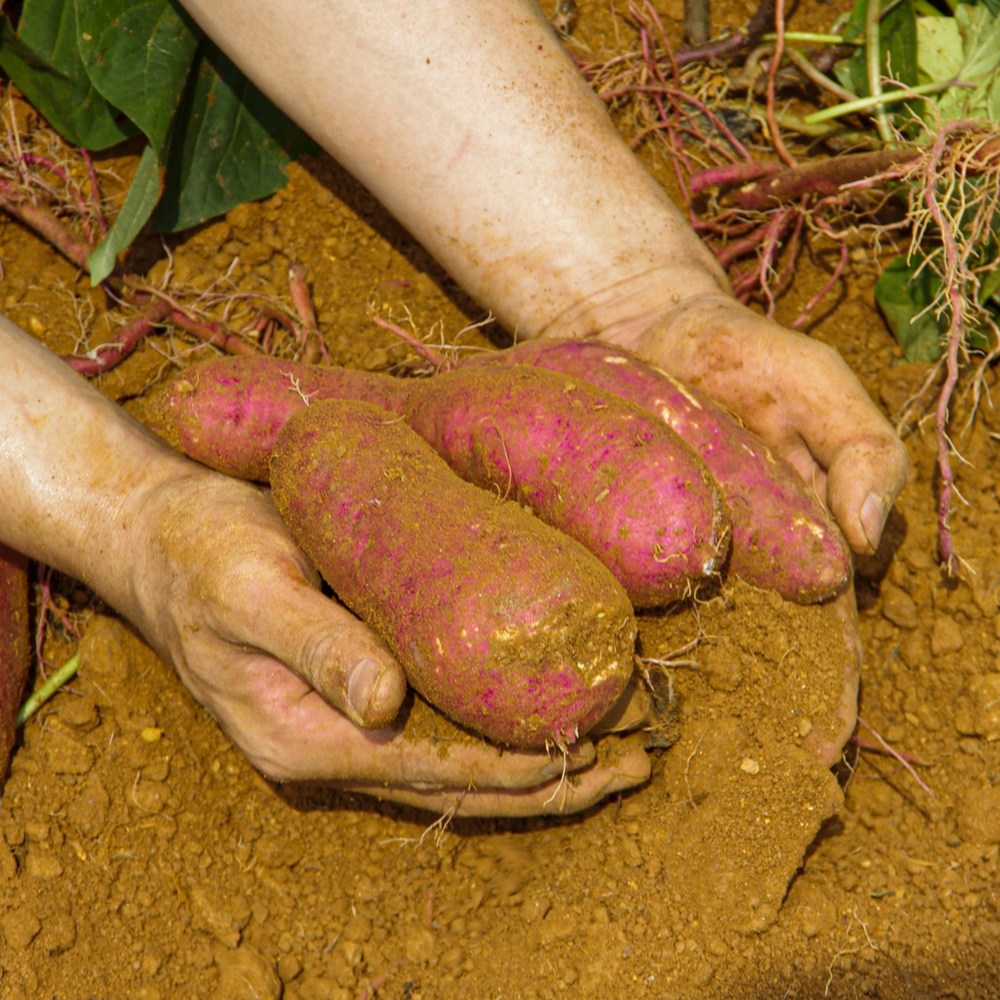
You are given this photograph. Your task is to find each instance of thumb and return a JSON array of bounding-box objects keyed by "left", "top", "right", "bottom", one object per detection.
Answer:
[
  {"left": 825, "top": 434, "right": 909, "bottom": 555},
  {"left": 243, "top": 579, "right": 408, "bottom": 729}
]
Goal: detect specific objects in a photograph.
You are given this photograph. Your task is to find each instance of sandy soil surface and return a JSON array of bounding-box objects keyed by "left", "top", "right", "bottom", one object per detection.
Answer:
[{"left": 1, "top": 2, "right": 999, "bottom": 998}]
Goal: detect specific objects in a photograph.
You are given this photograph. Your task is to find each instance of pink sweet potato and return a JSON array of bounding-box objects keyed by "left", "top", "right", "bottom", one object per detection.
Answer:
[
  {"left": 403, "top": 365, "right": 730, "bottom": 605},
  {"left": 270, "top": 399, "right": 637, "bottom": 749},
  {"left": 150, "top": 357, "right": 729, "bottom": 606},
  {"left": 145, "top": 357, "right": 409, "bottom": 480},
  {"left": 1, "top": 544, "right": 31, "bottom": 788},
  {"left": 470, "top": 339, "right": 851, "bottom": 603}
]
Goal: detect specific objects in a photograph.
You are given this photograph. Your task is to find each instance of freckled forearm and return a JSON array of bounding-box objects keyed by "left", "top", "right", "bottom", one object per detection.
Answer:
[{"left": 0, "top": 315, "right": 192, "bottom": 606}]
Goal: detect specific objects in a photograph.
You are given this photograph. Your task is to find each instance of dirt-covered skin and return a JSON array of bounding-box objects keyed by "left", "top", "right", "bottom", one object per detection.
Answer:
[
  {"left": 270, "top": 399, "right": 637, "bottom": 749},
  {"left": 0, "top": 544, "right": 30, "bottom": 788},
  {"left": 471, "top": 339, "right": 851, "bottom": 602}
]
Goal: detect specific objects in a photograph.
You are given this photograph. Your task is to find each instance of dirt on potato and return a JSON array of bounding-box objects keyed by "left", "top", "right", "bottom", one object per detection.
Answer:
[{"left": 2, "top": 1, "right": 1000, "bottom": 998}]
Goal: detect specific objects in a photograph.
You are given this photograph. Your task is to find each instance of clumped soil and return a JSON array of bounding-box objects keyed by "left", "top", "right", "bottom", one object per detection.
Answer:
[{"left": 2, "top": 2, "right": 999, "bottom": 998}]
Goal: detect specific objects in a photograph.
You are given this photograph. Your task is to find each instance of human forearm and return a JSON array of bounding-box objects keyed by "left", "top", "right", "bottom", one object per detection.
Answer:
[
  {"left": 0, "top": 315, "right": 192, "bottom": 613},
  {"left": 176, "top": 0, "right": 726, "bottom": 338}
]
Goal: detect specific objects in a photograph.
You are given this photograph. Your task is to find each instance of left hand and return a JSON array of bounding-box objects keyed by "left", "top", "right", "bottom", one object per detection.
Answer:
[{"left": 120, "top": 468, "right": 651, "bottom": 815}]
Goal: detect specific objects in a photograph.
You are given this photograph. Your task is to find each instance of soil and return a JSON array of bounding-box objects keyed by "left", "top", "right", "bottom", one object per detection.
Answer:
[{"left": 2, "top": 2, "right": 999, "bottom": 999}]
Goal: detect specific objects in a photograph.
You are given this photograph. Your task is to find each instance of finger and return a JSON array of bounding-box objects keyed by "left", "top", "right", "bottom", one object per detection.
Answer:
[
  {"left": 801, "top": 584, "right": 861, "bottom": 765},
  {"left": 226, "top": 562, "right": 408, "bottom": 730},
  {"left": 762, "top": 340, "right": 909, "bottom": 553},
  {"left": 215, "top": 652, "right": 599, "bottom": 787},
  {"left": 341, "top": 739, "right": 652, "bottom": 818},
  {"left": 825, "top": 433, "right": 910, "bottom": 555}
]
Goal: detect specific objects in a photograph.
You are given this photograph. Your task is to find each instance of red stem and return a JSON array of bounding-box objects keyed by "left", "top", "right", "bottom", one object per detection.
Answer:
[
  {"left": 765, "top": 0, "right": 797, "bottom": 169},
  {"left": 690, "top": 160, "right": 781, "bottom": 197},
  {"left": 0, "top": 178, "right": 95, "bottom": 272},
  {"left": 287, "top": 262, "right": 329, "bottom": 364},
  {"left": 370, "top": 315, "right": 448, "bottom": 369},
  {"left": 724, "top": 149, "right": 921, "bottom": 211},
  {"left": 80, "top": 148, "right": 108, "bottom": 237},
  {"left": 167, "top": 310, "right": 261, "bottom": 357},
  {"left": 62, "top": 299, "right": 174, "bottom": 375}
]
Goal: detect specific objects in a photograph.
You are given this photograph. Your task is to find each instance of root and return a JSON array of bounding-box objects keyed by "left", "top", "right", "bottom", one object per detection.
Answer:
[
  {"left": 0, "top": 87, "right": 333, "bottom": 378},
  {"left": 853, "top": 716, "right": 934, "bottom": 799}
]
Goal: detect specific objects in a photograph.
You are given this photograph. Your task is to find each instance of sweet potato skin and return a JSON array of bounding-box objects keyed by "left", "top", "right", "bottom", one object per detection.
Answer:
[
  {"left": 145, "top": 357, "right": 408, "bottom": 480},
  {"left": 1, "top": 544, "right": 31, "bottom": 788},
  {"left": 270, "top": 399, "right": 637, "bottom": 749},
  {"left": 404, "top": 365, "right": 730, "bottom": 606},
  {"left": 149, "top": 357, "right": 729, "bottom": 605},
  {"left": 473, "top": 339, "right": 851, "bottom": 603}
]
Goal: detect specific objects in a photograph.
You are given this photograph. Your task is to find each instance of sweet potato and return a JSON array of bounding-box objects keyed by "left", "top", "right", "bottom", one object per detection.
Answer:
[
  {"left": 145, "top": 357, "right": 409, "bottom": 480},
  {"left": 270, "top": 399, "right": 637, "bottom": 749},
  {"left": 470, "top": 339, "right": 851, "bottom": 603},
  {"left": 150, "top": 357, "right": 729, "bottom": 605},
  {"left": 0, "top": 544, "right": 31, "bottom": 789},
  {"left": 403, "top": 365, "right": 729, "bottom": 605}
]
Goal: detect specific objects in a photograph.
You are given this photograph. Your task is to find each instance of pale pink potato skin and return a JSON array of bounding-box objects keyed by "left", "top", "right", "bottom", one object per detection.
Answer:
[
  {"left": 270, "top": 399, "right": 637, "bottom": 750},
  {"left": 404, "top": 365, "right": 731, "bottom": 606},
  {"left": 147, "top": 358, "right": 408, "bottom": 480},
  {"left": 473, "top": 340, "right": 852, "bottom": 604}
]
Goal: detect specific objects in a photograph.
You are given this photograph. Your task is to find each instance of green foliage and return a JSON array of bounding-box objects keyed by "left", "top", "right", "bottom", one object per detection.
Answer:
[
  {"left": 875, "top": 257, "right": 948, "bottom": 362},
  {"left": 0, "top": 0, "right": 314, "bottom": 284},
  {"left": 0, "top": 1, "right": 134, "bottom": 149},
  {"left": 915, "top": 2, "right": 1000, "bottom": 122},
  {"left": 830, "top": 0, "right": 1000, "bottom": 361},
  {"left": 835, "top": 0, "right": 919, "bottom": 97}
]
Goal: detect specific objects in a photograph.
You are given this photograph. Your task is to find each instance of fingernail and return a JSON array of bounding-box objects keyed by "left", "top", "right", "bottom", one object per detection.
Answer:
[
  {"left": 860, "top": 493, "right": 886, "bottom": 552},
  {"left": 346, "top": 657, "right": 382, "bottom": 723}
]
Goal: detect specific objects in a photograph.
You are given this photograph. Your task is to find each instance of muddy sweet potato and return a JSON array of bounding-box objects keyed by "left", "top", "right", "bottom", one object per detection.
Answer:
[
  {"left": 1, "top": 544, "right": 31, "bottom": 789},
  {"left": 149, "top": 357, "right": 729, "bottom": 606},
  {"left": 403, "top": 364, "right": 730, "bottom": 605},
  {"left": 471, "top": 339, "right": 851, "bottom": 603},
  {"left": 270, "top": 399, "right": 637, "bottom": 749}
]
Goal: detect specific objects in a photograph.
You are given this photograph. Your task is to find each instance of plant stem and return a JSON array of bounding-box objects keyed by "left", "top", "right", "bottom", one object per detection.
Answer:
[
  {"left": 722, "top": 148, "right": 919, "bottom": 210},
  {"left": 781, "top": 46, "right": 858, "bottom": 103},
  {"left": 287, "top": 262, "right": 328, "bottom": 364},
  {"left": 0, "top": 179, "right": 95, "bottom": 271},
  {"left": 766, "top": 0, "right": 797, "bottom": 167},
  {"left": 62, "top": 299, "right": 174, "bottom": 376},
  {"left": 17, "top": 653, "right": 80, "bottom": 727},
  {"left": 865, "top": 0, "right": 895, "bottom": 145},
  {"left": 762, "top": 31, "right": 852, "bottom": 44},
  {"left": 803, "top": 79, "right": 963, "bottom": 124}
]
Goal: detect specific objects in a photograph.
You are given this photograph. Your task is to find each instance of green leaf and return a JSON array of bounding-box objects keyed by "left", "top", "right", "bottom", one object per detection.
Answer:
[
  {"left": 916, "top": 4, "right": 1000, "bottom": 121},
  {"left": 152, "top": 41, "right": 314, "bottom": 232},
  {"left": 0, "top": 1, "right": 133, "bottom": 149},
  {"left": 5, "top": 0, "right": 313, "bottom": 274},
  {"left": 75, "top": 0, "right": 310, "bottom": 235},
  {"left": 876, "top": 256, "right": 946, "bottom": 361},
  {"left": 75, "top": 0, "right": 199, "bottom": 152},
  {"left": 87, "top": 143, "right": 162, "bottom": 284}
]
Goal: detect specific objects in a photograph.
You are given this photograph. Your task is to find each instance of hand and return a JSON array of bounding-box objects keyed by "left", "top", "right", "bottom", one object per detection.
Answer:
[
  {"left": 607, "top": 292, "right": 910, "bottom": 555},
  {"left": 121, "top": 469, "right": 651, "bottom": 815}
]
